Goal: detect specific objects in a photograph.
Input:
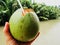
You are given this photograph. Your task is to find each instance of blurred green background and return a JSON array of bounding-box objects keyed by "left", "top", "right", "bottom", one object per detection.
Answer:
[
  {"left": 0, "top": 0, "right": 60, "bottom": 45},
  {"left": 0, "top": 0, "right": 60, "bottom": 25}
]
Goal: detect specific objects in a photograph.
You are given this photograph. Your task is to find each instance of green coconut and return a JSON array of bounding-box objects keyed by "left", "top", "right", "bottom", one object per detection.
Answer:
[{"left": 9, "top": 8, "right": 39, "bottom": 42}]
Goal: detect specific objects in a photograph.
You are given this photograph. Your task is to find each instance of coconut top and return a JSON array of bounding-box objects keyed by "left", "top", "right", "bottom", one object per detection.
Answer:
[{"left": 22, "top": 8, "right": 34, "bottom": 16}]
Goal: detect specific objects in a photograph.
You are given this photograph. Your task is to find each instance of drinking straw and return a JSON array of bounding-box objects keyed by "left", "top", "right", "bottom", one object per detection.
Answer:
[{"left": 17, "top": 0, "right": 25, "bottom": 13}]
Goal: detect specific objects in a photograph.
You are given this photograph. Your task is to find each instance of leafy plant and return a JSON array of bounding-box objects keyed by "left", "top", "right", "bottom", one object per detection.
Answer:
[
  {"left": 0, "top": 0, "right": 10, "bottom": 25},
  {"left": 0, "top": 0, "right": 60, "bottom": 25},
  {"left": 30, "top": 3, "right": 60, "bottom": 21},
  {"left": 0, "top": 0, "right": 19, "bottom": 25}
]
